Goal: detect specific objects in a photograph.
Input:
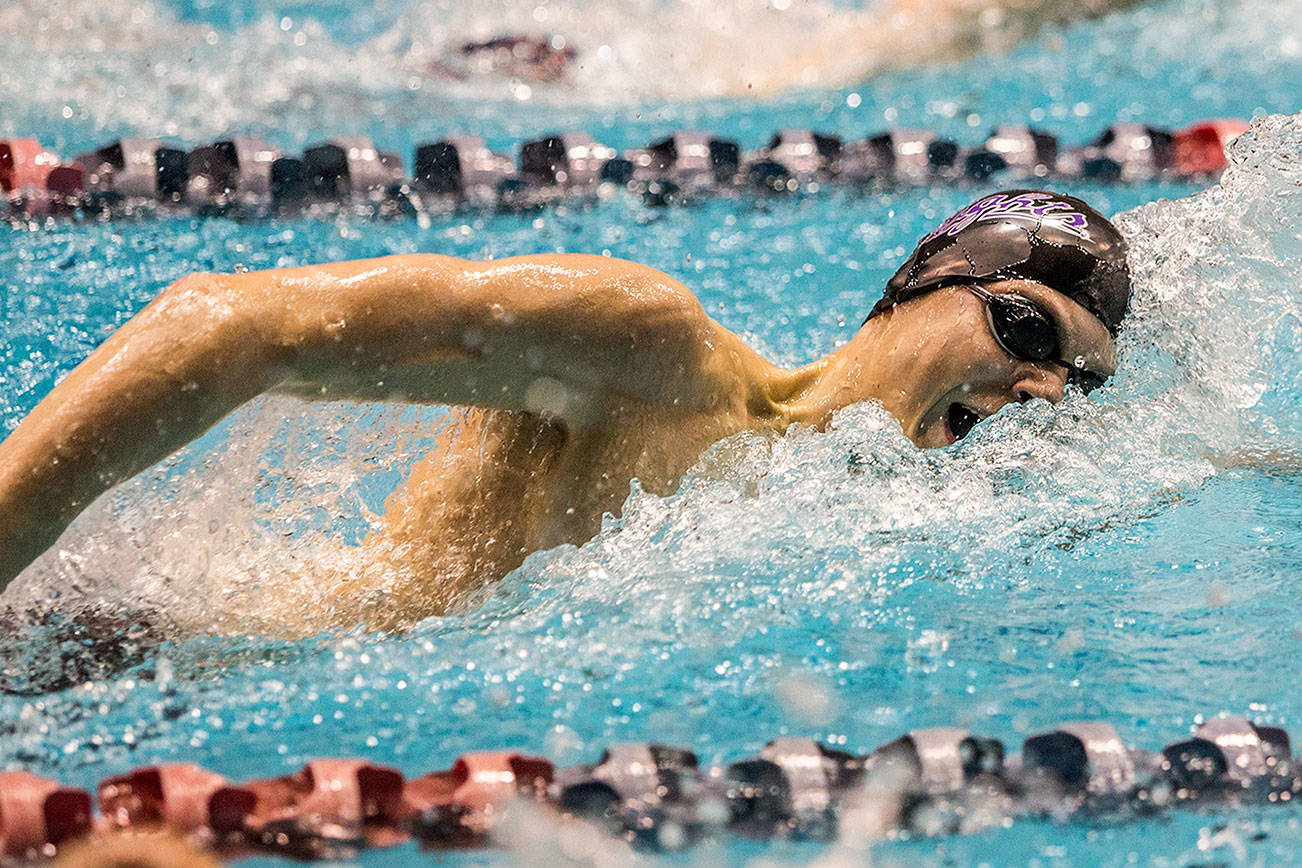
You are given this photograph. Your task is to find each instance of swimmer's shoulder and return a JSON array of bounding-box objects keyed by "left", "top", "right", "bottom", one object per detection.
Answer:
[{"left": 436, "top": 252, "right": 767, "bottom": 407}]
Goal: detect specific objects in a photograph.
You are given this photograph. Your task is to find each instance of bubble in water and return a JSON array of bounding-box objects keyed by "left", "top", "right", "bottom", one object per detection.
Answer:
[
  {"left": 906, "top": 630, "right": 950, "bottom": 674},
  {"left": 774, "top": 670, "right": 837, "bottom": 725}
]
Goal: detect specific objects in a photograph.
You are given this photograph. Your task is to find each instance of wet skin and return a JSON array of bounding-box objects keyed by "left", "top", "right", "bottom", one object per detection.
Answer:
[{"left": 0, "top": 255, "right": 1114, "bottom": 630}]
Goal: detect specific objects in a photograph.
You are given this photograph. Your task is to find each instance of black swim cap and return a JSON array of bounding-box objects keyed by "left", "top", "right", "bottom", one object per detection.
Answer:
[{"left": 867, "top": 189, "right": 1131, "bottom": 335}]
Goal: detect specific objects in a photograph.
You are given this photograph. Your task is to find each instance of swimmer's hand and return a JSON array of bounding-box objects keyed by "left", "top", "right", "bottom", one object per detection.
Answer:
[
  {"left": 1204, "top": 446, "right": 1302, "bottom": 475},
  {"left": 0, "top": 254, "right": 738, "bottom": 591},
  {"left": 0, "top": 274, "right": 287, "bottom": 588}
]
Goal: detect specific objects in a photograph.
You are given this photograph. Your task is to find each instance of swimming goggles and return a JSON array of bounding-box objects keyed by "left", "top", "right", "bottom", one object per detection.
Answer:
[{"left": 963, "top": 284, "right": 1108, "bottom": 394}]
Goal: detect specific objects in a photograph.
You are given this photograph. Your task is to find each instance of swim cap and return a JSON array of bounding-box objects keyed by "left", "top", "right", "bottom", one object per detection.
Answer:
[{"left": 867, "top": 189, "right": 1131, "bottom": 335}]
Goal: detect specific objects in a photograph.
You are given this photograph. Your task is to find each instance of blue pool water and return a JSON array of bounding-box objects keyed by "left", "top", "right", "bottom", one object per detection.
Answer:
[{"left": 2, "top": 0, "right": 1302, "bottom": 864}]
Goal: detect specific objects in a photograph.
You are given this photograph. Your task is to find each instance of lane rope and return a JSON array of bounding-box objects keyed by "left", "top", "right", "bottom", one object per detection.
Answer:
[
  {"left": 0, "top": 714, "right": 1296, "bottom": 859},
  {"left": 0, "top": 120, "right": 1248, "bottom": 221}
]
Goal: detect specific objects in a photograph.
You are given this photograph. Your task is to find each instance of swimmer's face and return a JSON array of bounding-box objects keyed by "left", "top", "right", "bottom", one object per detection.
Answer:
[{"left": 862, "top": 279, "right": 1116, "bottom": 448}]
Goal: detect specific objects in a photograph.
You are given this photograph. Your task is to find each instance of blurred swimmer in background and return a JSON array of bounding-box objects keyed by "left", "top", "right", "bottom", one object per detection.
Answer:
[
  {"left": 414, "top": 0, "right": 1149, "bottom": 98},
  {"left": 0, "top": 190, "right": 1127, "bottom": 630}
]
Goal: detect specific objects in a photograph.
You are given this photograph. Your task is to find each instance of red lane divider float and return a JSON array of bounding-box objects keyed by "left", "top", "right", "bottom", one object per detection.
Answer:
[
  {"left": 0, "top": 771, "right": 93, "bottom": 858},
  {"left": 1173, "top": 118, "right": 1252, "bottom": 176},
  {"left": 0, "top": 139, "right": 82, "bottom": 217},
  {"left": 0, "top": 118, "right": 1249, "bottom": 222},
  {"left": 0, "top": 140, "right": 60, "bottom": 193},
  {"left": 97, "top": 764, "right": 255, "bottom": 837},
  {"left": 2, "top": 715, "right": 1300, "bottom": 864}
]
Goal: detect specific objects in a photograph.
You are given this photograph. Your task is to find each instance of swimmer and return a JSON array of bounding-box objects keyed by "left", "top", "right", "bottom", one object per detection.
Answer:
[
  {"left": 53, "top": 832, "right": 223, "bottom": 868},
  {"left": 0, "top": 190, "right": 1128, "bottom": 630},
  {"left": 429, "top": 35, "right": 577, "bottom": 84},
  {"left": 405, "top": 0, "right": 1142, "bottom": 100}
]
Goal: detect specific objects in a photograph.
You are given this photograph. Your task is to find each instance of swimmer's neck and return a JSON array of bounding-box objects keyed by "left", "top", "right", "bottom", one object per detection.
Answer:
[{"left": 750, "top": 315, "right": 891, "bottom": 430}]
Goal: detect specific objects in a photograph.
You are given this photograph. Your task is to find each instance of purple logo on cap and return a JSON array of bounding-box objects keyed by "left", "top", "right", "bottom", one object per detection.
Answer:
[{"left": 920, "top": 192, "right": 1090, "bottom": 245}]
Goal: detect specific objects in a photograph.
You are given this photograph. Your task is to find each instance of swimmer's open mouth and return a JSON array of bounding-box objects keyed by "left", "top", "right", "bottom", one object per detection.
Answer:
[{"left": 947, "top": 403, "right": 980, "bottom": 442}]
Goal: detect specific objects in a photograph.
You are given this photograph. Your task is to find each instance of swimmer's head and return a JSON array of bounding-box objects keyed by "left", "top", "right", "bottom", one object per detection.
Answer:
[
  {"left": 866, "top": 189, "right": 1131, "bottom": 335},
  {"left": 848, "top": 190, "right": 1128, "bottom": 447}
]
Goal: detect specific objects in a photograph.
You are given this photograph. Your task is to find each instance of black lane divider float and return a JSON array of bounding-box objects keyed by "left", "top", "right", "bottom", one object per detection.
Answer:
[
  {"left": 0, "top": 120, "right": 1248, "bottom": 222},
  {"left": 0, "top": 715, "right": 1297, "bottom": 860}
]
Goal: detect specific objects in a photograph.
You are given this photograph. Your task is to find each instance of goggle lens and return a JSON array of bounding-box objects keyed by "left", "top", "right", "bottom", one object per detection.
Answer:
[
  {"left": 986, "top": 298, "right": 1059, "bottom": 360},
  {"left": 968, "top": 285, "right": 1107, "bottom": 395}
]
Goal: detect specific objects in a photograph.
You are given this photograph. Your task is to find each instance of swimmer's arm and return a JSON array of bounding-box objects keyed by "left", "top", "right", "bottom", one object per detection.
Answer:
[
  {"left": 262, "top": 253, "right": 740, "bottom": 422},
  {"left": 0, "top": 254, "right": 739, "bottom": 589},
  {"left": 724, "top": 0, "right": 1145, "bottom": 97}
]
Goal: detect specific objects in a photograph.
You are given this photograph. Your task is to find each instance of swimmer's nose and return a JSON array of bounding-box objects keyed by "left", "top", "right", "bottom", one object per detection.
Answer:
[{"left": 1013, "top": 364, "right": 1066, "bottom": 405}]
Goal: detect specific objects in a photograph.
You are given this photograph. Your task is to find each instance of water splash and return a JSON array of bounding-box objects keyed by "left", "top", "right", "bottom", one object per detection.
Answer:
[{"left": 458, "top": 114, "right": 1302, "bottom": 659}]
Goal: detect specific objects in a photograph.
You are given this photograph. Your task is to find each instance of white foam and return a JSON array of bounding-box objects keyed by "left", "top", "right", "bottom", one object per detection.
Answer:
[
  {"left": 454, "top": 111, "right": 1302, "bottom": 633},
  {"left": 520, "top": 114, "right": 1302, "bottom": 630}
]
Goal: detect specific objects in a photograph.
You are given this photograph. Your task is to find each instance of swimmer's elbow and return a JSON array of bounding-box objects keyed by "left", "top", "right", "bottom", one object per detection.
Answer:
[
  {"left": 142, "top": 271, "right": 297, "bottom": 393},
  {"left": 152, "top": 272, "right": 239, "bottom": 327},
  {"left": 168, "top": 270, "right": 220, "bottom": 292}
]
